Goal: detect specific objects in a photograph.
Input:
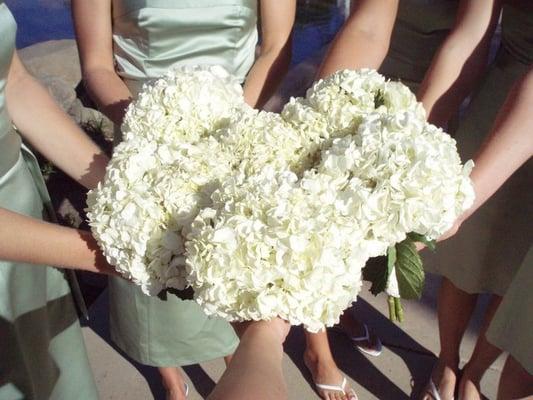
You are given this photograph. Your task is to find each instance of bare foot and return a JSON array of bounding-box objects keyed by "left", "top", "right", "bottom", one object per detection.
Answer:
[
  {"left": 303, "top": 350, "right": 357, "bottom": 400},
  {"left": 421, "top": 360, "right": 457, "bottom": 400},
  {"left": 457, "top": 365, "right": 483, "bottom": 400},
  {"left": 166, "top": 385, "right": 188, "bottom": 400}
]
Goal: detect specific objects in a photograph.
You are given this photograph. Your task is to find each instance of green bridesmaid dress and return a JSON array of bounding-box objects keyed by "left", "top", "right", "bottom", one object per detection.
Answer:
[
  {"left": 106, "top": 0, "right": 259, "bottom": 367},
  {"left": 424, "top": 1, "right": 533, "bottom": 296},
  {"left": 0, "top": 4, "right": 98, "bottom": 400},
  {"left": 379, "top": 0, "right": 459, "bottom": 91}
]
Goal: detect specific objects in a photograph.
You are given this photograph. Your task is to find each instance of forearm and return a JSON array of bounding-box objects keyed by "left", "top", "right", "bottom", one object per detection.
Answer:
[
  {"left": 438, "top": 69, "right": 533, "bottom": 242},
  {"left": 317, "top": 27, "right": 389, "bottom": 78},
  {"left": 243, "top": 44, "right": 292, "bottom": 109},
  {"left": 317, "top": 0, "right": 399, "bottom": 79},
  {"left": 0, "top": 207, "right": 114, "bottom": 275},
  {"left": 209, "top": 321, "right": 287, "bottom": 400},
  {"left": 6, "top": 56, "right": 108, "bottom": 189},
  {"left": 417, "top": 0, "right": 501, "bottom": 127},
  {"left": 461, "top": 70, "right": 533, "bottom": 221},
  {"left": 417, "top": 35, "right": 490, "bottom": 127},
  {"left": 72, "top": 0, "right": 128, "bottom": 124},
  {"left": 83, "top": 67, "right": 133, "bottom": 125}
]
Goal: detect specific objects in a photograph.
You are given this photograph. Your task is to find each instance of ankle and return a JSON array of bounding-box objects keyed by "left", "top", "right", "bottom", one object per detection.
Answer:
[
  {"left": 303, "top": 348, "right": 335, "bottom": 367},
  {"left": 436, "top": 354, "right": 460, "bottom": 373},
  {"left": 160, "top": 368, "right": 184, "bottom": 392},
  {"left": 432, "top": 359, "right": 460, "bottom": 387}
]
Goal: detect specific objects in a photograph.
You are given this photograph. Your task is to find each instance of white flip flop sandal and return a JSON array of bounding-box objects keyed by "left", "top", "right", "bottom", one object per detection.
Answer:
[
  {"left": 333, "top": 323, "right": 383, "bottom": 357},
  {"left": 350, "top": 323, "right": 383, "bottom": 357},
  {"left": 315, "top": 376, "right": 347, "bottom": 397},
  {"left": 424, "top": 378, "right": 454, "bottom": 400}
]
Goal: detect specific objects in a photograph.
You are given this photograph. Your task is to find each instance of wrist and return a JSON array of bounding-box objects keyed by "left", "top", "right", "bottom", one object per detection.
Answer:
[{"left": 76, "top": 229, "right": 115, "bottom": 275}]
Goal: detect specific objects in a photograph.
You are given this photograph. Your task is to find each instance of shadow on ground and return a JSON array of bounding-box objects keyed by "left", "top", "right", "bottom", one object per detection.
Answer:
[{"left": 284, "top": 298, "right": 437, "bottom": 400}]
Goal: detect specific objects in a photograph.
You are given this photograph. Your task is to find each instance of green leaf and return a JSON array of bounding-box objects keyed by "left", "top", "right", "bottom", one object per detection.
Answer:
[
  {"left": 362, "top": 246, "right": 397, "bottom": 296},
  {"left": 407, "top": 232, "right": 436, "bottom": 251},
  {"left": 362, "top": 256, "right": 388, "bottom": 296},
  {"left": 395, "top": 238, "right": 425, "bottom": 299}
]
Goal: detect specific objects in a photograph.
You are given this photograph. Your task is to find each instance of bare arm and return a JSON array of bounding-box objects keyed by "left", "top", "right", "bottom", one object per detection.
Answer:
[
  {"left": 72, "top": 0, "right": 132, "bottom": 125},
  {"left": 6, "top": 52, "right": 108, "bottom": 190},
  {"left": 208, "top": 319, "right": 290, "bottom": 400},
  {"left": 0, "top": 208, "right": 114, "bottom": 274},
  {"left": 3, "top": 43, "right": 116, "bottom": 273},
  {"left": 317, "top": 0, "right": 399, "bottom": 79},
  {"left": 417, "top": 0, "right": 502, "bottom": 127},
  {"left": 439, "top": 68, "right": 533, "bottom": 241},
  {"left": 243, "top": 0, "right": 296, "bottom": 108}
]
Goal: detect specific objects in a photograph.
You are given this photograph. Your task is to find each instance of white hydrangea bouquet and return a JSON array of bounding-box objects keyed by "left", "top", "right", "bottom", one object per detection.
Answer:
[
  {"left": 87, "top": 66, "right": 474, "bottom": 331},
  {"left": 86, "top": 66, "right": 246, "bottom": 295},
  {"left": 280, "top": 69, "right": 474, "bottom": 322}
]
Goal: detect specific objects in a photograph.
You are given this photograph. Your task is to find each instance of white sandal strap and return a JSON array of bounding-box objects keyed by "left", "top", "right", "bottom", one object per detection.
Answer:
[
  {"left": 428, "top": 379, "right": 441, "bottom": 400},
  {"left": 316, "top": 376, "right": 347, "bottom": 394}
]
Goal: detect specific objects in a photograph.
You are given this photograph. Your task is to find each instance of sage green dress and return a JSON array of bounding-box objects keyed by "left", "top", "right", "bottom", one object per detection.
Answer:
[
  {"left": 107, "top": 0, "right": 259, "bottom": 366},
  {"left": 486, "top": 247, "right": 533, "bottom": 374},
  {"left": 424, "top": 1, "right": 533, "bottom": 296},
  {"left": 379, "top": 0, "right": 459, "bottom": 91},
  {"left": 0, "top": 4, "right": 98, "bottom": 399}
]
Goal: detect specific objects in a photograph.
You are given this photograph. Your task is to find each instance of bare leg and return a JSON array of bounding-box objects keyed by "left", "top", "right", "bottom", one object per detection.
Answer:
[
  {"left": 458, "top": 295, "right": 503, "bottom": 400},
  {"left": 159, "top": 367, "right": 188, "bottom": 400},
  {"left": 497, "top": 356, "right": 533, "bottom": 400},
  {"left": 423, "top": 277, "right": 477, "bottom": 400},
  {"left": 208, "top": 319, "right": 289, "bottom": 400},
  {"left": 304, "top": 330, "right": 355, "bottom": 400}
]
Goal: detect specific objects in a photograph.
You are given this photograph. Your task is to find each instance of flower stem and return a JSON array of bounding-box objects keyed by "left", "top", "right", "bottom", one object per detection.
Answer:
[
  {"left": 388, "top": 296, "right": 397, "bottom": 322},
  {"left": 388, "top": 296, "right": 404, "bottom": 323},
  {"left": 394, "top": 297, "right": 404, "bottom": 323}
]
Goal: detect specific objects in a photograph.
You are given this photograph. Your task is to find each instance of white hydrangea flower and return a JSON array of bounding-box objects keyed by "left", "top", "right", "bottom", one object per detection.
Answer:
[
  {"left": 186, "top": 167, "right": 367, "bottom": 332},
  {"left": 217, "top": 109, "right": 319, "bottom": 175},
  {"left": 316, "top": 111, "right": 475, "bottom": 244},
  {"left": 122, "top": 65, "right": 249, "bottom": 146},
  {"left": 280, "top": 68, "right": 427, "bottom": 169},
  {"left": 87, "top": 66, "right": 244, "bottom": 295},
  {"left": 87, "top": 136, "right": 235, "bottom": 294}
]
